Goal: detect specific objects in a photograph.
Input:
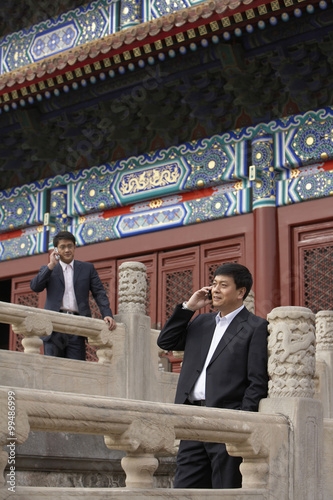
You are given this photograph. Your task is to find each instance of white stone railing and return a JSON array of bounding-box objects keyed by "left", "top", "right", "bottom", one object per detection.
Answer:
[
  {"left": 0, "top": 385, "right": 288, "bottom": 499},
  {"left": 0, "top": 262, "right": 333, "bottom": 499},
  {"left": 0, "top": 301, "right": 114, "bottom": 364}
]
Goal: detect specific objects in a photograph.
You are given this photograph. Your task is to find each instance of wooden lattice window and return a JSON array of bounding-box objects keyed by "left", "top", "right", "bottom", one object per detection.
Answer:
[
  {"left": 293, "top": 221, "right": 333, "bottom": 313},
  {"left": 165, "top": 269, "right": 194, "bottom": 319},
  {"left": 159, "top": 247, "right": 200, "bottom": 327},
  {"left": 302, "top": 244, "right": 333, "bottom": 313}
]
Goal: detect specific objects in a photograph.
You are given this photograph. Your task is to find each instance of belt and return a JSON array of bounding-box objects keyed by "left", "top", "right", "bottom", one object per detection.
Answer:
[
  {"left": 60, "top": 310, "right": 79, "bottom": 315},
  {"left": 186, "top": 399, "right": 206, "bottom": 406}
]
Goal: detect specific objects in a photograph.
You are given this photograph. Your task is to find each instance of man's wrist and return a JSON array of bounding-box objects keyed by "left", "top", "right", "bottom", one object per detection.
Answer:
[{"left": 182, "top": 301, "right": 194, "bottom": 311}]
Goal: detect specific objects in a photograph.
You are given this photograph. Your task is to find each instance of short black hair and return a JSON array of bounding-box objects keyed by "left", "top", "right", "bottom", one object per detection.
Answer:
[
  {"left": 53, "top": 231, "right": 76, "bottom": 248},
  {"left": 213, "top": 263, "right": 253, "bottom": 300}
]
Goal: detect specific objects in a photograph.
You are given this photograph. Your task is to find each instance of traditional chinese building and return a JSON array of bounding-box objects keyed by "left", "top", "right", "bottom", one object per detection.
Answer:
[{"left": 0, "top": 0, "right": 332, "bottom": 356}]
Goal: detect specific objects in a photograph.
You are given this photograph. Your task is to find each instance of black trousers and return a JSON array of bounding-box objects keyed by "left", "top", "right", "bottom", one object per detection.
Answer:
[
  {"left": 43, "top": 332, "right": 86, "bottom": 360},
  {"left": 174, "top": 439, "right": 242, "bottom": 489}
]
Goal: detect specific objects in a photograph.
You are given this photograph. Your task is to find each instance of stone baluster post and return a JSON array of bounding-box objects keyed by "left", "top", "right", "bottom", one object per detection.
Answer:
[
  {"left": 12, "top": 314, "right": 51, "bottom": 354},
  {"left": 261, "top": 306, "right": 323, "bottom": 500},
  {"left": 105, "top": 416, "right": 176, "bottom": 489},
  {"left": 114, "top": 261, "right": 170, "bottom": 488},
  {"left": 115, "top": 261, "right": 152, "bottom": 401},
  {"left": 315, "top": 311, "right": 333, "bottom": 418}
]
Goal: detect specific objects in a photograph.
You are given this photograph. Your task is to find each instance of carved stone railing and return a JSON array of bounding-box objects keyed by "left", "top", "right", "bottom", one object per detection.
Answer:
[
  {"left": 262, "top": 306, "right": 323, "bottom": 500},
  {"left": 315, "top": 310, "right": 333, "bottom": 418},
  {"left": 0, "top": 261, "right": 148, "bottom": 365},
  {"left": 118, "top": 261, "right": 147, "bottom": 314},
  {"left": 0, "top": 265, "right": 332, "bottom": 499},
  {"left": 0, "top": 301, "right": 114, "bottom": 363},
  {"left": 266, "top": 306, "right": 316, "bottom": 398},
  {"left": 0, "top": 386, "right": 288, "bottom": 498},
  {"left": 0, "top": 262, "right": 176, "bottom": 404}
]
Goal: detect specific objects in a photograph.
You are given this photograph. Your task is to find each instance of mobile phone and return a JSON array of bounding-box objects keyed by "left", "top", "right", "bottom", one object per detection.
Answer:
[
  {"left": 54, "top": 248, "right": 60, "bottom": 261},
  {"left": 207, "top": 290, "right": 212, "bottom": 300}
]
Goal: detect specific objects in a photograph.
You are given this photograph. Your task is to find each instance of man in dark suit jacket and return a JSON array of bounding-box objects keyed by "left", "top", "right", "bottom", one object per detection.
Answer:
[
  {"left": 30, "top": 230, "right": 116, "bottom": 360},
  {"left": 157, "top": 263, "right": 268, "bottom": 489}
]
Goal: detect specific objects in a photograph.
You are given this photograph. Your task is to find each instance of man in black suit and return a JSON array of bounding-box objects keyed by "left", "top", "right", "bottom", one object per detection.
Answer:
[
  {"left": 157, "top": 263, "right": 268, "bottom": 489},
  {"left": 30, "top": 230, "right": 116, "bottom": 360}
]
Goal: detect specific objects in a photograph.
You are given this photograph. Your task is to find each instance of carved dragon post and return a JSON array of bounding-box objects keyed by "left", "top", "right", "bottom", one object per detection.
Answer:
[
  {"left": 115, "top": 262, "right": 154, "bottom": 401},
  {"left": 260, "top": 306, "right": 323, "bottom": 500},
  {"left": 315, "top": 310, "right": 333, "bottom": 418}
]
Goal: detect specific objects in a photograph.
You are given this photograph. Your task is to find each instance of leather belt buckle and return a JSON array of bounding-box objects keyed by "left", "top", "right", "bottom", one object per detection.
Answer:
[{"left": 192, "top": 400, "right": 206, "bottom": 406}]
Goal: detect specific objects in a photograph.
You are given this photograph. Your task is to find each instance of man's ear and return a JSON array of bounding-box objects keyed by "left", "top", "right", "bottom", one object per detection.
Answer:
[{"left": 238, "top": 287, "right": 246, "bottom": 300}]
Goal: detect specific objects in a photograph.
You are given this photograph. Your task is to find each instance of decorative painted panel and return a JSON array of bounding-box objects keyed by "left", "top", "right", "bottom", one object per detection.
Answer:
[
  {"left": 276, "top": 161, "right": 333, "bottom": 206},
  {"left": 1, "top": 107, "right": 332, "bottom": 204},
  {"left": 70, "top": 181, "right": 250, "bottom": 244},
  {"left": 67, "top": 140, "right": 247, "bottom": 216},
  {"left": 113, "top": 162, "right": 187, "bottom": 204},
  {"left": 121, "top": 0, "right": 142, "bottom": 28},
  {"left": 1, "top": 108, "right": 333, "bottom": 261},
  {"left": 0, "top": 191, "right": 46, "bottom": 232},
  {"left": 117, "top": 204, "right": 187, "bottom": 236},
  {"left": 150, "top": 0, "right": 190, "bottom": 19},
  {"left": 149, "top": 0, "right": 208, "bottom": 20},
  {"left": 184, "top": 141, "right": 247, "bottom": 187},
  {"left": 48, "top": 187, "right": 71, "bottom": 249},
  {"left": 0, "top": 225, "right": 47, "bottom": 260},
  {"left": 252, "top": 136, "right": 277, "bottom": 209},
  {"left": 68, "top": 172, "right": 117, "bottom": 216},
  {"left": 274, "top": 117, "right": 333, "bottom": 171},
  {"left": 0, "top": 0, "right": 119, "bottom": 74},
  {"left": 30, "top": 23, "right": 80, "bottom": 62}
]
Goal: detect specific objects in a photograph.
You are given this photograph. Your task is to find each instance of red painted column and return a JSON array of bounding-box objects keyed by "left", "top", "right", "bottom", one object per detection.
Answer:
[{"left": 254, "top": 206, "right": 280, "bottom": 319}]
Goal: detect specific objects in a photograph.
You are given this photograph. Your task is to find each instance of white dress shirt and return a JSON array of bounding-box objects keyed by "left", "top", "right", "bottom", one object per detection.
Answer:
[
  {"left": 59, "top": 260, "right": 79, "bottom": 313},
  {"left": 189, "top": 305, "right": 244, "bottom": 402}
]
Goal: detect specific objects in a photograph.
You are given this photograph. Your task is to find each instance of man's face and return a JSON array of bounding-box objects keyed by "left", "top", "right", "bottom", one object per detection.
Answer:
[
  {"left": 211, "top": 274, "right": 246, "bottom": 315},
  {"left": 56, "top": 239, "right": 76, "bottom": 264}
]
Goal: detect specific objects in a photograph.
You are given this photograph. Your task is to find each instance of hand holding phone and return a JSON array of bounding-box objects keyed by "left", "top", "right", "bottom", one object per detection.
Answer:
[
  {"left": 207, "top": 289, "right": 212, "bottom": 301},
  {"left": 54, "top": 248, "right": 60, "bottom": 261}
]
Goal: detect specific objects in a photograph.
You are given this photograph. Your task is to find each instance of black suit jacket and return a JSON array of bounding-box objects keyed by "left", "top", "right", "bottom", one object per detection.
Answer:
[
  {"left": 30, "top": 260, "right": 112, "bottom": 339},
  {"left": 157, "top": 305, "right": 268, "bottom": 411}
]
